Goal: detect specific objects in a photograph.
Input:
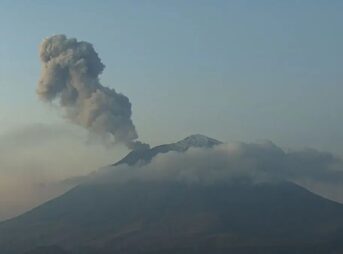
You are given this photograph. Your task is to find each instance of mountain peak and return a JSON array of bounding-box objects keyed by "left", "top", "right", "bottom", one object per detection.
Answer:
[
  {"left": 175, "top": 134, "right": 221, "bottom": 150},
  {"left": 113, "top": 134, "right": 222, "bottom": 166}
]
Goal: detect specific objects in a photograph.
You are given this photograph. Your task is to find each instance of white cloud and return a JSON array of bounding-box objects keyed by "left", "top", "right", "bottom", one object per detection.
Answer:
[{"left": 92, "top": 141, "right": 343, "bottom": 201}]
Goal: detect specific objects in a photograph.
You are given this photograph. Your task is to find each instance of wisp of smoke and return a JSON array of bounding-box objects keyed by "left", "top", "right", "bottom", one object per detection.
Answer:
[{"left": 37, "top": 34, "right": 149, "bottom": 150}]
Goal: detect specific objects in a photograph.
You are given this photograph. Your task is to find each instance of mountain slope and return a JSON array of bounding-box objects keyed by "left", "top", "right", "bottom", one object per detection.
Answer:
[
  {"left": 1, "top": 135, "right": 343, "bottom": 254},
  {"left": 2, "top": 182, "right": 343, "bottom": 254}
]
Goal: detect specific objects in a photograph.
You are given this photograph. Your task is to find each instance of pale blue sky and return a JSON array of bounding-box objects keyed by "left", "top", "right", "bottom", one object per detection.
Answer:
[{"left": 1, "top": 0, "right": 343, "bottom": 153}]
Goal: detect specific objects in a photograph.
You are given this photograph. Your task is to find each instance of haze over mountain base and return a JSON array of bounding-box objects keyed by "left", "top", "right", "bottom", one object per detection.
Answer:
[{"left": 1, "top": 135, "right": 343, "bottom": 254}]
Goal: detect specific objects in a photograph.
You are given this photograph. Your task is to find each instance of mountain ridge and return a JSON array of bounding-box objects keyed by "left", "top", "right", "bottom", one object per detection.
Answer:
[{"left": 113, "top": 134, "right": 222, "bottom": 166}]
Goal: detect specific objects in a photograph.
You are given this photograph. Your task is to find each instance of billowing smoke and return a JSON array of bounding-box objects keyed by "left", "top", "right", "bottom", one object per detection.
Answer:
[{"left": 37, "top": 34, "right": 148, "bottom": 149}]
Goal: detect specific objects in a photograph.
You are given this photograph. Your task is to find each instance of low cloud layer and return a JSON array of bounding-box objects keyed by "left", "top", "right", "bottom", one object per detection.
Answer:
[
  {"left": 0, "top": 124, "right": 123, "bottom": 220},
  {"left": 37, "top": 34, "right": 148, "bottom": 149},
  {"left": 2, "top": 129, "right": 343, "bottom": 220},
  {"left": 93, "top": 142, "right": 343, "bottom": 200}
]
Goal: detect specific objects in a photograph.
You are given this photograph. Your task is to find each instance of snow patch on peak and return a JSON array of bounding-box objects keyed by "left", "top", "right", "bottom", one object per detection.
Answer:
[{"left": 175, "top": 134, "right": 222, "bottom": 150}]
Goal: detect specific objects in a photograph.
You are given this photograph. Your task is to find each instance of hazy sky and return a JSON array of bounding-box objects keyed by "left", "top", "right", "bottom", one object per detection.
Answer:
[
  {"left": 1, "top": 1, "right": 343, "bottom": 219},
  {"left": 1, "top": 0, "right": 343, "bottom": 152}
]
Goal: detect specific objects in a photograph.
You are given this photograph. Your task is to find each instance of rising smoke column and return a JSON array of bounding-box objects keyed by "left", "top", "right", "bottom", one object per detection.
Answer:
[{"left": 37, "top": 34, "right": 148, "bottom": 150}]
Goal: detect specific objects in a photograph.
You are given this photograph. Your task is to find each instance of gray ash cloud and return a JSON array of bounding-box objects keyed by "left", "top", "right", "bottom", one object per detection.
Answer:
[{"left": 37, "top": 34, "right": 149, "bottom": 149}]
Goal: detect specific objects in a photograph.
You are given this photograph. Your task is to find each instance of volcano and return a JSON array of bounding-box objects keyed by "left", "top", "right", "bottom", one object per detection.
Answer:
[{"left": 1, "top": 135, "right": 343, "bottom": 254}]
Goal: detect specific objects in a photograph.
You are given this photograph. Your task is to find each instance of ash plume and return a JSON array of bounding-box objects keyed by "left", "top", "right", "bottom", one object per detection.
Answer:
[{"left": 37, "top": 34, "right": 149, "bottom": 149}]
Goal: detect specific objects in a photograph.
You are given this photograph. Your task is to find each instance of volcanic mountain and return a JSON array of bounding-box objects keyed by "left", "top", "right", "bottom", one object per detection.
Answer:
[{"left": 1, "top": 135, "right": 343, "bottom": 254}]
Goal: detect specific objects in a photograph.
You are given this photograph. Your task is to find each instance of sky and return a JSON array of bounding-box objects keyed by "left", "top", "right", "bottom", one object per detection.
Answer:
[{"left": 0, "top": 0, "right": 343, "bottom": 219}]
